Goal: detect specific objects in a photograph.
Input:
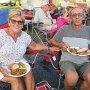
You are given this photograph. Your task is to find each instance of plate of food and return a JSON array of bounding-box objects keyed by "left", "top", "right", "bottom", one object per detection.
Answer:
[
  {"left": 67, "top": 47, "right": 90, "bottom": 56},
  {"left": 8, "top": 62, "right": 30, "bottom": 77}
]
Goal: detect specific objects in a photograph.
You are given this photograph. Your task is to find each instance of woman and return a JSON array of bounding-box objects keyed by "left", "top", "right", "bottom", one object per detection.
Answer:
[{"left": 0, "top": 9, "right": 59, "bottom": 90}]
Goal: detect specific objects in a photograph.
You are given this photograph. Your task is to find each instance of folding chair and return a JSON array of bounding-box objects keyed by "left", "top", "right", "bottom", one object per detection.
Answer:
[
  {"left": 31, "top": 7, "right": 58, "bottom": 45},
  {"left": 24, "top": 49, "right": 40, "bottom": 67},
  {"left": 42, "top": 50, "right": 79, "bottom": 90},
  {"left": 31, "top": 23, "right": 45, "bottom": 45},
  {"left": 0, "top": 23, "right": 8, "bottom": 29},
  {"left": 22, "top": 9, "right": 33, "bottom": 33},
  {"left": 56, "top": 17, "right": 71, "bottom": 30}
]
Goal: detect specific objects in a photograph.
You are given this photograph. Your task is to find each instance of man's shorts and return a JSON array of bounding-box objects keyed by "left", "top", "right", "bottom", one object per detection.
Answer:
[{"left": 59, "top": 61, "right": 90, "bottom": 79}]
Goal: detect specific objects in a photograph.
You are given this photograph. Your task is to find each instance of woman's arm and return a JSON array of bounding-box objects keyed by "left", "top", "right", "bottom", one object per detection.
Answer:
[
  {"left": 28, "top": 41, "right": 60, "bottom": 51},
  {"left": 50, "top": 38, "right": 69, "bottom": 51}
]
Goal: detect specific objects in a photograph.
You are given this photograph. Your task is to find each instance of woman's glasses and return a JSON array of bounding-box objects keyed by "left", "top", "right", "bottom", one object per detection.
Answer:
[{"left": 10, "top": 19, "right": 24, "bottom": 25}]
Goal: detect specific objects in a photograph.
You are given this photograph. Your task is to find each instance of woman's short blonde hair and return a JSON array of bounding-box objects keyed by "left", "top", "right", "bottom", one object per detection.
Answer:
[{"left": 8, "top": 9, "right": 25, "bottom": 22}]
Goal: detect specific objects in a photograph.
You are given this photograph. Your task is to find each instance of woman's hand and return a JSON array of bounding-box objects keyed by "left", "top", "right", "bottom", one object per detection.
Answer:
[{"left": 0, "top": 67, "right": 9, "bottom": 77}]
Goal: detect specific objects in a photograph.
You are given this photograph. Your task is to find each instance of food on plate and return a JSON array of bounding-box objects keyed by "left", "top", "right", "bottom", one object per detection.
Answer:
[
  {"left": 11, "top": 68, "right": 26, "bottom": 76},
  {"left": 9, "top": 62, "right": 27, "bottom": 76},
  {"left": 77, "top": 48, "right": 88, "bottom": 53},
  {"left": 18, "top": 62, "right": 26, "bottom": 68},
  {"left": 68, "top": 47, "right": 89, "bottom": 55},
  {"left": 12, "top": 64, "right": 20, "bottom": 70},
  {"left": 69, "top": 48, "right": 78, "bottom": 54},
  {"left": 79, "top": 51, "right": 89, "bottom": 55}
]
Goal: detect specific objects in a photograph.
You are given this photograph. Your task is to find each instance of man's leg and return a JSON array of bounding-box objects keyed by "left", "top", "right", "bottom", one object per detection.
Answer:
[
  {"left": 64, "top": 68, "right": 79, "bottom": 90},
  {"left": 59, "top": 61, "right": 79, "bottom": 90},
  {"left": 80, "top": 81, "right": 90, "bottom": 90},
  {"left": 78, "top": 62, "right": 90, "bottom": 90},
  {"left": 80, "top": 70, "right": 90, "bottom": 90}
]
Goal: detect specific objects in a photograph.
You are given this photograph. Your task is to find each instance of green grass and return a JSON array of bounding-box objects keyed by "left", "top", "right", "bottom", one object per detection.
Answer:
[{"left": 0, "top": 5, "right": 20, "bottom": 9}]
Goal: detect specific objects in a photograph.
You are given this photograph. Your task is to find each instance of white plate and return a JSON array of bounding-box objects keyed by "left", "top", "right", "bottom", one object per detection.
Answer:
[
  {"left": 8, "top": 62, "right": 30, "bottom": 77},
  {"left": 67, "top": 47, "right": 90, "bottom": 56}
]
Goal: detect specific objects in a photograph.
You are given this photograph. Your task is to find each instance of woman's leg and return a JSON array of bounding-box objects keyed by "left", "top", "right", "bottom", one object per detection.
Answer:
[
  {"left": 1, "top": 77, "right": 24, "bottom": 90},
  {"left": 18, "top": 78, "right": 25, "bottom": 90},
  {"left": 24, "top": 69, "right": 35, "bottom": 90}
]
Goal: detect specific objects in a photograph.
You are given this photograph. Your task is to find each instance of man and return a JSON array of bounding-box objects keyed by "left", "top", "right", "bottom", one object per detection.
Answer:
[
  {"left": 33, "top": 1, "right": 57, "bottom": 30},
  {"left": 50, "top": 7, "right": 90, "bottom": 90}
]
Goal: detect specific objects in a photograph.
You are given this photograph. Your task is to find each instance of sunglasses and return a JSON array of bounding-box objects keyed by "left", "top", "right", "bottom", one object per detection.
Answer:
[{"left": 10, "top": 19, "right": 24, "bottom": 25}]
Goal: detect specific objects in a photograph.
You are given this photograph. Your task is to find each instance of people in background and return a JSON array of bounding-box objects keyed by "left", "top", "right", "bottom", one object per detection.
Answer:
[
  {"left": 0, "top": 9, "right": 59, "bottom": 90},
  {"left": 33, "top": 1, "right": 57, "bottom": 38},
  {"left": 63, "top": 3, "right": 76, "bottom": 19},
  {"left": 82, "top": 7, "right": 89, "bottom": 25},
  {"left": 56, "top": 3, "right": 76, "bottom": 31},
  {"left": 50, "top": 7, "right": 90, "bottom": 90}
]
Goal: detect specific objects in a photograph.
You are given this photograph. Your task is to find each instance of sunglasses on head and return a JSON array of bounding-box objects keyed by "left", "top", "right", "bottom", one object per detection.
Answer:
[{"left": 10, "top": 19, "right": 24, "bottom": 25}]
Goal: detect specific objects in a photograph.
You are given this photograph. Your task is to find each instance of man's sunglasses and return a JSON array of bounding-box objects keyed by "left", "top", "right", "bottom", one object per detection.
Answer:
[{"left": 10, "top": 19, "right": 24, "bottom": 25}]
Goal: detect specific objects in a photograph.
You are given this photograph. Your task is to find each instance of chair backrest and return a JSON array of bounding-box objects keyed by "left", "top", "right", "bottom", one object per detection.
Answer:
[
  {"left": 56, "top": 17, "right": 71, "bottom": 30},
  {"left": 0, "top": 23, "right": 8, "bottom": 29},
  {"left": 42, "top": 50, "right": 62, "bottom": 69}
]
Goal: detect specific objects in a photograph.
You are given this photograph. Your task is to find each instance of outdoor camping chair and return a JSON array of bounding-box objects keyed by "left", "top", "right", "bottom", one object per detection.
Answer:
[
  {"left": 42, "top": 50, "right": 79, "bottom": 90},
  {"left": 31, "top": 7, "right": 58, "bottom": 45},
  {"left": 22, "top": 9, "right": 33, "bottom": 33},
  {"left": 31, "top": 21, "right": 59, "bottom": 46},
  {"left": 0, "top": 23, "right": 8, "bottom": 29},
  {"left": 25, "top": 49, "right": 40, "bottom": 67},
  {"left": 56, "top": 17, "right": 71, "bottom": 30}
]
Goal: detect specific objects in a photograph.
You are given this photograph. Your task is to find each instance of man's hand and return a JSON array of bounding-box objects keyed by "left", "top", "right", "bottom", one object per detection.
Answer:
[{"left": 61, "top": 42, "right": 70, "bottom": 52}]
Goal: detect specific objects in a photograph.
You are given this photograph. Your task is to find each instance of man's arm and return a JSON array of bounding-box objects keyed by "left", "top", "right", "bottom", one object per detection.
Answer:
[
  {"left": 50, "top": 38, "right": 62, "bottom": 49},
  {"left": 50, "top": 38, "right": 69, "bottom": 51}
]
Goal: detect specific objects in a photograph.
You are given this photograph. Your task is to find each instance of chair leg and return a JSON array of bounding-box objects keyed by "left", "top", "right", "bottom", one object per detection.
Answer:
[
  {"left": 58, "top": 74, "right": 64, "bottom": 90},
  {"left": 32, "top": 53, "right": 39, "bottom": 64},
  {"left": 32, "top": 28, "right": 45, "bottom": 45}
]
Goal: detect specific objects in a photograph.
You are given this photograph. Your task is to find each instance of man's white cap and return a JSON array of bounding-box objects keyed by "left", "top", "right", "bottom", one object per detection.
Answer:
[{"left": 40, "top": 1, "right": 50, "bottom": 7}]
